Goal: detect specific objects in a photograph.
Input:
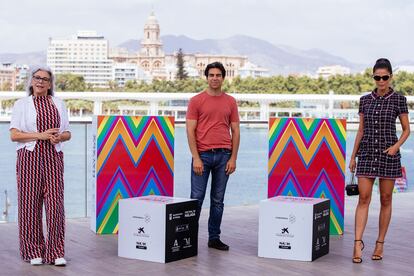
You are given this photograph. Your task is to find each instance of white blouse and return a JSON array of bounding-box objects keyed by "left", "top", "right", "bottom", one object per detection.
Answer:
[{"left": 9, "top": 96, "right": 70, "bottom": 152}]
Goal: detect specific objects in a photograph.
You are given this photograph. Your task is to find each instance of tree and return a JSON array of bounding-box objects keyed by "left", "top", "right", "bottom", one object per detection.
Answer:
[
  {"left": 1, "top": 81, "right": 12, "bottom": 91},
  {"left": 108, "top": 80, "right": 120, "bottom": 92},
  {"left": 394, "top": 71, "right": 414, "bottom": 95},
  {"left": 55, "top": 73, "right": 87, "bottom": 91},
  {"left": 176, "top": 48, "right": 188, "bottom": 80},
  {"left": 16, "top": 82, "right": 25, "bottom": 91},
  {"left": 65, "top": 100, "right": 93, "bottom": 113},
  {"left": 46, "top": 69, "right": 414, "bottom": 96}
]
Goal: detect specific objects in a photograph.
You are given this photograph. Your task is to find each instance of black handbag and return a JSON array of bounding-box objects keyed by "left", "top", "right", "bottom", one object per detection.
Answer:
[{"left": 346, "top": 173, "right": 359, "bottom": 196}]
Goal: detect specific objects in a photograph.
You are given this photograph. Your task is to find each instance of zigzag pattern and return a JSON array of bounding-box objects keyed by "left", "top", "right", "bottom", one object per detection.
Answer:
[
  {"left": 268, "top": 118, "right": 346, "bottom": 235},
  {"left": 95, "top": 116, "right": 174, "bottom": 234}
]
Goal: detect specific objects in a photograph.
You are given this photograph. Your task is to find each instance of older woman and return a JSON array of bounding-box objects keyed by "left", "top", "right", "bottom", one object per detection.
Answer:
[
  {"left": 9, "top": 66, "right": 71, "bottom": 266},
  {"left": 349, "top": 58, "right": 410, "bottom": 263}
]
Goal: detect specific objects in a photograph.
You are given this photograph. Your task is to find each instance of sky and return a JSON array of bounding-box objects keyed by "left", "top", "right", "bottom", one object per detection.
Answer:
[{"left": 1, "top": 0, "right": 414, "bottom": 64}]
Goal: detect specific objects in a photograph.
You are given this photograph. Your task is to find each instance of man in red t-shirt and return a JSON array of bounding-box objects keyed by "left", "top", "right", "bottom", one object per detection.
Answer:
[{"left": 186, "top": 62, "right": 240, "bottom": 251}]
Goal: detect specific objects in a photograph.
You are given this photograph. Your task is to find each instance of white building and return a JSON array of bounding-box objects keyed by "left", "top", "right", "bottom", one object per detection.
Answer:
[
  {"left": 15, "top": 64, "right": 30, "bottom": 87},
  {"left": 47, "top": 30, "right": 113, "bottom": 87},
  {"left": 112, "top": 63, "right": 152, "bottom": 86},
  {"left": 317, "top": 65, "right": 350, "bottom": 78},
  {"left": 110, "top": 12, "right": 267, "bottom": 81},
  {"left": 163, "top": 63, "right": 201, "bottom": 81},
  {"left": 238, "top": 61, "right": 270, "bottom": 78},
  {"left": 0, "top": 63, "right": 30, "bottom": 91},
  {"left": 0, "top": 63, "right": 17, "bottom": 90}
]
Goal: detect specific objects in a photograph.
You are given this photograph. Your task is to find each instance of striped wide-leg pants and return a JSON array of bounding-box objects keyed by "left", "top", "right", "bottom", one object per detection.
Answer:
[{"left": 16, "top": 142, "right": 65, "bottom": 264}]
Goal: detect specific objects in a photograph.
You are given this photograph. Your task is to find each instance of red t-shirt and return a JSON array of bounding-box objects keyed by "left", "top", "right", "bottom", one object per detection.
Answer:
[{"left": 186, "top": 91, "right": 240, "bottom": 152}]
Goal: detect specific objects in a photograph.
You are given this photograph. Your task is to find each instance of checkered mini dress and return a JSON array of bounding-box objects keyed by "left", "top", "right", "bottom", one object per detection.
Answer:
[{"left": 356, "top": 88, "right": 408, "bottom": 178}]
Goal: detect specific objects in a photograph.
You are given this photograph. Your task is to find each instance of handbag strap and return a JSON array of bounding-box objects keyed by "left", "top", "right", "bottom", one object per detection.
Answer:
[{"left": 350, "top": 172, "right": 356, "bottom": 185}]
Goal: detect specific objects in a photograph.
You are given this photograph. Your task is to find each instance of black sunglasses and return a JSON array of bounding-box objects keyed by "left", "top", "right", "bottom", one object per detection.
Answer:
[{"left": 373, "top": 75, "right": 390, "bottom": 81}]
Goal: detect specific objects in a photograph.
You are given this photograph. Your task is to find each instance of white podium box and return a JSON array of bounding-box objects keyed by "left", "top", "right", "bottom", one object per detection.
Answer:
[
  {"left": 258, "top": 196, "right": 330, "bottom": 261},
  {"left": 118, "top": 195, "right": 198, "bottom": 263}
]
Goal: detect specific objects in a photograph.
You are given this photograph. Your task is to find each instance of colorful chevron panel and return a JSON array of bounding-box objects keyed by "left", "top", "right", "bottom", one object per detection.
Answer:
[
  {"left": 92, "top": 116, "right": 174, "bottom": 234},
  {"left": 268, "top": 118, "right": 346, "bottom": 235}
]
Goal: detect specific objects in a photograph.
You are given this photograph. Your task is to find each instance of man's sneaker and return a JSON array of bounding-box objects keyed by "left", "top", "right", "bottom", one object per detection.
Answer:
[
  {"left": 30, "top": 258, "right": 43, "bottom": 265},
  {"left": 54, "top": 257, "right": 67, "bottom": 266},
  {"left": 208, "top": 239, "right": 230, "bottom": 251}
]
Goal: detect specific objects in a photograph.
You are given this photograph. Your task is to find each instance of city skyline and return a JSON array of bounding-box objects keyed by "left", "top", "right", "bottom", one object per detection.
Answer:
[{"left": 1, "top": 0, "right": 414, "bottom": 64}]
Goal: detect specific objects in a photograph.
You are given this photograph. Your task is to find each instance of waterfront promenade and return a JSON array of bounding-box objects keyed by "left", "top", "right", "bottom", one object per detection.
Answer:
[
  {"left": 1, "top": 91, "right": 414, "bottom": 123},
  {"left": 1, "top": 193, "right": 413, "bottom": 276}
]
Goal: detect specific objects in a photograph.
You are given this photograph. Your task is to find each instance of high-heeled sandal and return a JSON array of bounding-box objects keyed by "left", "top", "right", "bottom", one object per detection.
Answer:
[
  {"left": 372, "top": 240, "right": 384, "bottom": 260},
  {"left": 352, "top": 240, "right": 365, "bottom": 263}
]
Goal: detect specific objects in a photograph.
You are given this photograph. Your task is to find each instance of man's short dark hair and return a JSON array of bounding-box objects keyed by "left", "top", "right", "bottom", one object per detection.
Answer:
[{"left": 204, "top": 62, "right": 226, "bottom": 79}]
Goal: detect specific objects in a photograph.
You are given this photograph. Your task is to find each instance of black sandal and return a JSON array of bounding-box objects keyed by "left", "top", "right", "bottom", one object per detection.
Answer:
[
  {"left": 352, "top": 240, "right": 365, "bottom": 263},
  {"left": 372, "top": 240, "right": 384, "bottom": 260}
]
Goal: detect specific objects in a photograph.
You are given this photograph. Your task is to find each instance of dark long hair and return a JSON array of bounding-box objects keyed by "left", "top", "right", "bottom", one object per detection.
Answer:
[{"left": 373, "top": 58, "right": 393, "bottom": 74}]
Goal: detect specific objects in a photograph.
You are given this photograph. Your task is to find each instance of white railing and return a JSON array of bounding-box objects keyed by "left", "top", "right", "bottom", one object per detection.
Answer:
[{"left": 1, "top": 91, "right": 413, "bottom": 123}]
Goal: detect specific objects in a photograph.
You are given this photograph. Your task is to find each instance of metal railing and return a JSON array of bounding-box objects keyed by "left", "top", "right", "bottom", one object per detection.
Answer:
[
  {"left": 0, "top": 190, "right": 10, "bottom": 223},
  {"left": 0, "top": 121, "right": 91, "bottom": 222},
  {"left": 1, "top": 117, "right": 412, "bottom": 223},
  {"left": 1, "top": 91, "right": 414, "bottom": 123}
]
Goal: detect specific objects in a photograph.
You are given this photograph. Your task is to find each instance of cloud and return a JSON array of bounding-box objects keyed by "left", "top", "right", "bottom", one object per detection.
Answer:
[{"left": 1, "top": 0, "right": 414, "bottom": 63}]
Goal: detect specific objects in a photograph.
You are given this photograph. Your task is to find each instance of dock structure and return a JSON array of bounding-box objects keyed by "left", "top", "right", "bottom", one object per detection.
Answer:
[{"left": 1, "top": 193, "right": 413, "bottom": 275}]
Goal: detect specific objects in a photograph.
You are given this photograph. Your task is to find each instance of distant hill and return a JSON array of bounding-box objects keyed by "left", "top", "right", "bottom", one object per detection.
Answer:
[
  {"left": 0, "top": 51, "right": 46, "bottom": 66},
  {"left": 1, "top": 35, "right": 372, "bottom": 74},
  {"left": 119, "top": 34, "right": 366, "bottom": 74},
  {"left": 395, "top": 60, "right": 414, "bottom": 66}
]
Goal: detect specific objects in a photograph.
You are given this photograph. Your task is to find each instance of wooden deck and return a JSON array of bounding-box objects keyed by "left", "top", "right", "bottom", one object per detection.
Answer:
[{"left": 1, "top": 193, "right": 413, "bottom": 276}]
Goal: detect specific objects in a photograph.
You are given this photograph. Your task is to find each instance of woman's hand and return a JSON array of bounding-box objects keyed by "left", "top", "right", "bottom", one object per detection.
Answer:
[
  {"left": 50, "top": 133, "right": 62, "bottom": 145},
  {"left": 383, "top": 144, "right": 399, "bottom": 156},
  {"left": 349, "top": 157, "right": 356, "bottom": 173},
  {"left": 38, "top": 128, "right": 59, "bottom": 141}
]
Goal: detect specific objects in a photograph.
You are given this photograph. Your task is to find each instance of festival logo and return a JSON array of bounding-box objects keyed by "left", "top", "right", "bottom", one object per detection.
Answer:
[
  {"left": 169, "top": 212, "right": 183, "bottom": 220},
  {"left": 134, "top": 226, "right": 149, "bottom": 238},
  {"left": 278, "top": 241, "right": 291, "bottom": 249},
  {"left": 171, "top": 239, "right": 180, "bottom": 252},
  {"left": 184, "top": 210, "right": 196, "bottom": 218},
  {"left": 183, "top": 237, "right": 192, "bottom": 249},
  {"left": 314, "top": 211, "right": 323, "bottom": 220},
  {"left": 317, "top": 223, "right": 326, "bottom": 232},
  {"left": 276, "top": 227, "right": 294, "bottom": 238},
  {"left": 136, "top": 241, "right": 147, "bottom": 250},
  {"left": 175, "top": 224, "right": 190, "bottom": 233}
]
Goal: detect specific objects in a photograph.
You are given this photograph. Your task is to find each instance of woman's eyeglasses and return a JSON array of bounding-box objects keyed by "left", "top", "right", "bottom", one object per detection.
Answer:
[
  {"left": 373, "top": 75, "right": 390, "bottom": 81},
  {"left": 32, "top": 75, "right": 51, "bottom": 83}
]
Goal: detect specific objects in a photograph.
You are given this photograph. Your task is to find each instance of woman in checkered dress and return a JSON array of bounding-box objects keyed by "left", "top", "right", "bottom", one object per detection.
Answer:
[
  {"left": 349, "top": 58, "right": 410, "bottom": 263},
  {"left": 9, "top": 66, "right": 71, "bottom": 266}
]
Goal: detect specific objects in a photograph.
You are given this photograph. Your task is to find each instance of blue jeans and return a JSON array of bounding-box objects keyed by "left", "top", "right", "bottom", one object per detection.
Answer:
[{"left": 191, "top": 149, "right": 231, "bottom": 241}]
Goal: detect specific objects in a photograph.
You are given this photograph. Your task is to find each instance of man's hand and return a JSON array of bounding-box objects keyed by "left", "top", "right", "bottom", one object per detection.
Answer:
[
  {"left": 225, "top": 158, "right": 236, "bottom": 175},
  {"left": 193, "top": 158, "right": 204, "bottom": 176}
]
